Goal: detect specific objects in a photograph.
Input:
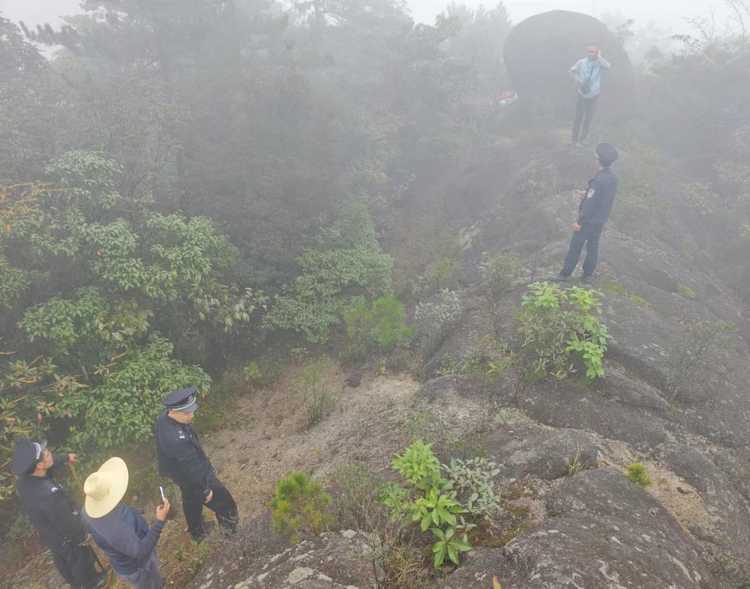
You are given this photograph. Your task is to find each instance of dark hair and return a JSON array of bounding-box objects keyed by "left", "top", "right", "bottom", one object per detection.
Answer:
[{"left": 588, "top": 43, "right": 599, "bottom": 50}]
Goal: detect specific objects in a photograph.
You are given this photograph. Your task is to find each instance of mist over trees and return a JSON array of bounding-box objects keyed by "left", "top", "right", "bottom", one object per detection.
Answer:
[{"left": 1, "top": 0, "right": 750, "bottom": 542}]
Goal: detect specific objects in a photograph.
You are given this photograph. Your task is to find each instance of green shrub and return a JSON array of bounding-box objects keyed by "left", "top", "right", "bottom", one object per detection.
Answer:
[
  {"left": 516, "top": 282, "right": 611, "bottom": 382},
  {"left": 414, "top": 289, "right": 463, "bottom": 356},
  {"left": 625, "top": 463, "right": 652, "bottom": 487},
  {"left": 382, "top": 441, "right": 474, "bottom": 569},
  {"left": 676, "top": 284, "right": 696, "bottom": 299},
  {"left": 479, "top": 252, "right": 522, "bottom": 295},
  {"left": 242, "top": 362, "right": 262, "bottom": 382},
  {"left": 263, "top": 205, "right": 393, "bottom": 343},
  {"left": 442, "top": 458, "right": 502, "bottom": 519},
  {"left": 343, "top": 295, "right": 415, "bottom": 363},
  {"left": 270, "top": 472, "right": 332, "bottom": 544}
]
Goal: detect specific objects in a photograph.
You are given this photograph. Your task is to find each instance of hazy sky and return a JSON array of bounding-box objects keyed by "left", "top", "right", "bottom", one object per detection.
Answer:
[{"left": 0, "top": 0, "right": 736, "bottom": 35}]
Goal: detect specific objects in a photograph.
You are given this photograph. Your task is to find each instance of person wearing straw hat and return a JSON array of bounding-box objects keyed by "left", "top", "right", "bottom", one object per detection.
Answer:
[
  {"left": 82, "top": 457, "right": 170, "bottom": 589},
  {"left": 155, "top": 387, "right": 238, "bottom": 543},
  {"left": 13, "top": 439, "right": 106, "bottom": 589}
]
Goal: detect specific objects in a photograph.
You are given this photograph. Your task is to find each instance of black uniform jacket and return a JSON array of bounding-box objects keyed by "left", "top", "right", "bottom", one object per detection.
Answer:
[
  {"left": 578, "top": 167, "right": 619, "bottom": 226},
  {"left": 155, "top": 410, "right": 212, "bottom": 498},
  {"left": 16, "top": 454, "right": 87, "bottom": 551}
]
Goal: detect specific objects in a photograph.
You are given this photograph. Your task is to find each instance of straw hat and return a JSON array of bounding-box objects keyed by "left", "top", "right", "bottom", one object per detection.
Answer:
[{"left": 84, "top": 457, "right": 129, "bottom": 518}]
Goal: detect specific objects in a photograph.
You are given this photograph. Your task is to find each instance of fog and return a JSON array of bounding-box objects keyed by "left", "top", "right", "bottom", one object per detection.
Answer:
[
  {"left": 2, "top": 0, "right": 735, "bottom": 31},
  {"left": 2, "top": 0, "right": 750, "bottom": 587}
]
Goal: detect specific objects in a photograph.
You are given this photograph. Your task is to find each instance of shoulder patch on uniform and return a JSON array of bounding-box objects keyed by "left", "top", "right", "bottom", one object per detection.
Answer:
[
  {"left": 587, "top": 189, "right": 596, "bottom": 198},
  {"left": 50, "top": 486, "right": 59, "bottom": 493}
]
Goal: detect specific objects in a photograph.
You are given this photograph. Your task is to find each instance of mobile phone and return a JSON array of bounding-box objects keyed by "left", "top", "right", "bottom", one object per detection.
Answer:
[{"left": 159, "top": 486, "right": 165, "bottom": 505}]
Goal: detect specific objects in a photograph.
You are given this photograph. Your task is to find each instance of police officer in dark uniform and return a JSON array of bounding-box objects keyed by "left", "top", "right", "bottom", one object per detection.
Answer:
[
  {"left": 155, "top": 387, "right": 238, "bottom": 542},
  {"left": 13, "top": 439, "right": 106, "bottom": 589},
  {"left": 552, "top": 142, "right": 620, "bottom": 284}
]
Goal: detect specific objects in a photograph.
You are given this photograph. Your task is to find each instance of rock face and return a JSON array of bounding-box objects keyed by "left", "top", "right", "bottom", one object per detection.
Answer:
[
  {"left": 192, "top": 531, "right": 375, "bottom": 589},
  {"left": 446, "top": 469, "right": 714, "bottom": 588},
  {"left": 504, "top": 10, "right": 635, "bottom": 121}
]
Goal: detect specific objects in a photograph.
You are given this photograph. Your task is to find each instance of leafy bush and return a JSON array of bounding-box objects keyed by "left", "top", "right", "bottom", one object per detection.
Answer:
[
  {"left": 263, "top": 205, "right": 393, "bottom": 343},
  {"left": 443, "top": 458, "right": 502, "bottom": 519},
  {"left": 625, "top": 463, "right": 652, "bottom": 487},
  {"left": 414, "top": 289, "right": 463, "bottom": 356},
  {"left": 1, "top": 162, "right": 259, "bottom": 490},
  {"left": 479, "top": 252, "right": 522, "bottom": 295},
  {"left": 343, "top": 295, "right": 415, "bottom": 362},
  {"left": 64, "top": 337, "right": 212, "bottom": 448},
  {"left": 516, "top": 282, "right": 611, "bottom": 381},
  {"left": 382, "top": 441, "right": 474, "bottom": 569},
  {"left": 676, "top": 283, "right": 696, "bottom": 299},
  {"left": 270, "top": 472, "right": 332, "bottom": 544},
  {"left": 242, "top": 362, "right": 262, "bottom": 383}
]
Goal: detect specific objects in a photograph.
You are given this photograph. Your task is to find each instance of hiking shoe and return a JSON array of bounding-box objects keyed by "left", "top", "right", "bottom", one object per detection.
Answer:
[
  {"left": 548, "top": 273, "right": 573, "bottom": 283},
  {"left": 581, "top": 275, "right": 593, "bottom": 285}
]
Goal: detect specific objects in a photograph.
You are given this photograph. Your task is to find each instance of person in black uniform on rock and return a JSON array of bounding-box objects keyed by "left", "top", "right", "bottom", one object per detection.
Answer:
[
  {"left": 551, "top": 142, "right": 619, "bottom": 284},
  {"left": 155, "top": 387, "right": 238, "bottom": 542},
  {"left": 13, "top": 439, "right": 106, "bottom": 589}
]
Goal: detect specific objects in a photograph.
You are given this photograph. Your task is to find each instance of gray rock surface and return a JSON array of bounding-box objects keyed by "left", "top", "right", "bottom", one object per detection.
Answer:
[
  {"left": 443, "top": 468, "right": 717, "bottom": 588},
  {"left": 196, "top": 531, "right": 375, "bottom": 589},
  {"left": 486, "top": 426, "right": 599, "bottom": 481},
  {"left": 519, "top": 380, "right": 667, "bottom": 450}
]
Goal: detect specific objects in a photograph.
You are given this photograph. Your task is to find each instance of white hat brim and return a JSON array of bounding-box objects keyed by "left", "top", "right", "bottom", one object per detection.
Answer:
[{"left": 84, "top": 457, "right": 129, "bottom": 518}]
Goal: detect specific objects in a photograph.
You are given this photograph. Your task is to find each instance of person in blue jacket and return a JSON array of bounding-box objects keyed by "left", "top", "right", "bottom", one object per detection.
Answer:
[
  {"left": 552, "top": 143, "right": 619, "bottom": 284},
  {"left": 82, "top": 457, "right": 170, "bottom": 589},
  {"left": 570, "top": 43, "right": 611, "bottom": 145}
]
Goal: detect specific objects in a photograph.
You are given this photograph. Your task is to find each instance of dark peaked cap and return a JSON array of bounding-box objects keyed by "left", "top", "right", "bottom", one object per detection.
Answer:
[
  {"left": 13, "top": 438, "right": 47, "bottom": 475},
  {"left": 163, "top": 386, "right": 199, "bottom": 413},
  {"left": 596, "top": 143, "right": 619, "bottom": 164}
]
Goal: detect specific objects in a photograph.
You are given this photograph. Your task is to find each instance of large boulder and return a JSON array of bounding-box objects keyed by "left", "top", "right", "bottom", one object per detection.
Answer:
[{"left": 504, "top": 11, "right": 635, "bottom": 121}]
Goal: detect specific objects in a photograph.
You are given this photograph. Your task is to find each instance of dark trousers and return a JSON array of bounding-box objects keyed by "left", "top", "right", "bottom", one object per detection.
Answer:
[
  {"left": 51, "top": 541, "right": 100, "bottom": 588},
  {"left": 181, "top": 473, "right": 238, "bottom": 537},
  {"left": 561, "top": 223, "right": 605, "bottom": 278},
  {"left": 572, "top": 94, "right": 599, "bottom": 142}
]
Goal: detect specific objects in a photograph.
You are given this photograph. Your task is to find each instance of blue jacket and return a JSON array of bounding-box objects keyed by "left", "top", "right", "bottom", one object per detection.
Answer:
[
  {"left": 82, "top": 502, "right": 164, "bottom": 576},
  {"left": 570, "top": 56, "right": 612, "bottom": 98}
]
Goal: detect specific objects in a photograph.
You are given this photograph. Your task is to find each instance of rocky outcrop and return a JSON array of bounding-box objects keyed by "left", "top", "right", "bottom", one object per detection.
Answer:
[
  {"left": 504, "top": 10, "right": 635, "bottom": 121},
  {"left": 446, "top": 468, "right": 716, "bottom": 588}
]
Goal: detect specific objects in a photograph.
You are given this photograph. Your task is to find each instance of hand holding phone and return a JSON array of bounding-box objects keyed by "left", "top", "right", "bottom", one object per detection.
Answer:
[{"left": 159, "top": 486, "right": 166, "bottom": 506}]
